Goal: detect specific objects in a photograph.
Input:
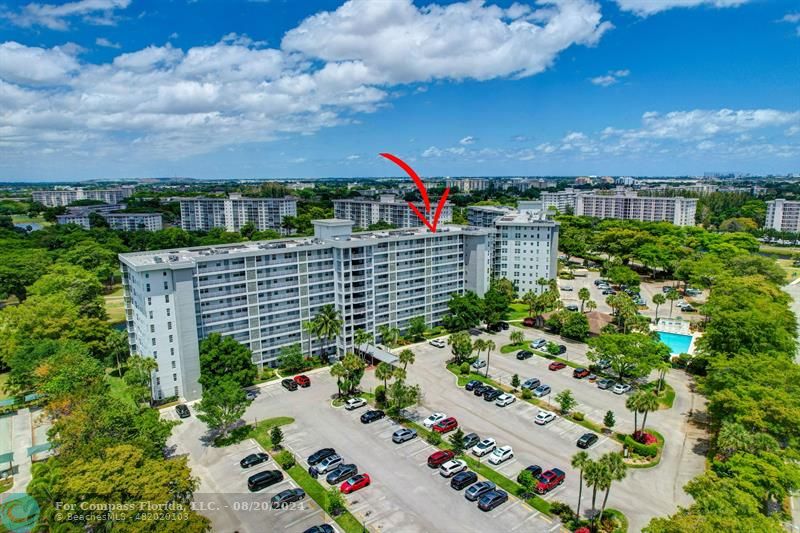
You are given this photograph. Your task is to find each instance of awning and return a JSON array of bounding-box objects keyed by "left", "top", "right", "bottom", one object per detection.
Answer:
[
  {"left": 0, "top": 398, "right": 16, "bottom": 408},
  {"left": 27, "top": 443, "right": 52, "bottom": 457},
  {"left": 357, "top": 344, "right": 399, "bottom": 365},
  {"left": 0, "top": 452, "right": 13, "bottom": 463}
]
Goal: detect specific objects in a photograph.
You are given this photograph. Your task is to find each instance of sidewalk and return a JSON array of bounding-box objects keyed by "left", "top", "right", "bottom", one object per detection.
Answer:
[{"left": 10, "top": 408, "right": 33, "bottom": 493}]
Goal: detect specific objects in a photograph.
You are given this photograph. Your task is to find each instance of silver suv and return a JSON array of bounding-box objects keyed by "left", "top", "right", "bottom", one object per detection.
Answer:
[{"left": 311, "top": 454, "right": 342, "bottom": 475}]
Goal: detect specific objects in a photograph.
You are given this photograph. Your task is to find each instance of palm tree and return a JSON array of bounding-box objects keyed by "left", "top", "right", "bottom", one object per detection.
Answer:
[
  {"left": 315, "top": 304, "right": 343, "bottom": 364},
  {"left": 302, "top": 320, "right": 319, "bottom": 358},
  {"left": 625, "top": 392, "right": 644, "bottom": 434},
  {"left": 598, "top": 452, "right": 628, "bottom": 529},
  {"left": 666, "top": 289, "right": 681, "bottom": 318},
  {"left": 583, "top": 459, "right": 607, "bottom": 524},
  {"left": 654, "top": 360, "right": 670, "bottom": 395},
  {"left": 521, "top": 291, "right": 537, "bottom": 317},
  {"left": 375, "top": 362, "right": 394, "bottom": 391},
  {"left": 393, "top": 367, "right": 407, "bottom": 382},
  {"left": 652, "top": 293, "right": 666, "bottom": 322},
  {"left": 378, "top": 324, "right": 400, "bottom": 348},
  {"left": 638, "top": 392, "right": 660, "bottom": 434},
  {"left": 353, "top": 328, "right": 373, "bottom": 359},
  {"left": 473, "top": 339, "right": 487, "bottom": 362},
  {"left": 483, "top": 340, "right": 496, "bottom": 378},
  {"left": 330, "top": 362, "right": 347, "bottom": 397},
  {"left": 585, "top": 300, "right": 597, "bottom": 313},
  {"left": 509, "top": 330, "right": 524, "bottom": 346},
  {"left": 571, "top": 451, "right": 590, "bottom": 519},
  {"left": 578, "top": 287, "right": 590, "bottom": 312},
  {"left": 399, "top": 349, "right": 415, "bottom": 371}
]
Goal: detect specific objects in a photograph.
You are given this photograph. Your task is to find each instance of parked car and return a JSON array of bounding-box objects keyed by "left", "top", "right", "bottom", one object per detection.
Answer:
[
  {"left": 340, "top": 474, "right": 370, "bottom": 494},
  {"left": 440, "top": 459, "right": 467, "bottom": 478},
  {"left": 516, "top": 350, "right": 533, "bottom": 360},
  {"left": 465, "top": 379, "right": 481, "bottom": 391},
  {"left": 686, "top": 288, "right": 701, "bottom": 296},
  {"left": 427, "top": 450, "right": 455, "bottom": 468},
  {"left": 596, "top": 358, "right": 611, "bottom": 370},
  {"left": 565, "top": 304, "right": 579, "bottom": 312},
  {"left": 612, "top": 383, "right": 632, "bottom": 395},
  {"left": 422, "top": 412, "right": 447, "bottom": 429},
  {"left": 522, "top": 317, "right": 535, "bottom": 327},
  {"left": 360, "top": 409, "right": 385, "bottom": 424},
  {"left": 308, "top": 448, "right": 336, "bottom": 466},
  {"left": 533, "top": 384, "right": 551, "bottom": 397},
  {"left": 562, "top": 285, "right": 573, "bottom": 291},
  {"left": 473, "top": 383, "right": 491, "bottom": 396},
  {"left": 680, "top": 304, "right": 696, "bottom": 312},
  {"left": 495, "top": 393, "right": 516, "bottom": 407},
  {"left": 245, "top": 390, "right": 258, "bottom": 401},
  {"left": 326, "top": 463, "right": 358, "bottom": 484},
  {"left": 483, "top": 389, "right": 502, "bottom": 402},
  {"left": 548, "top": 361, "right": 567, "bottom": 371},
  {"left": 517, "top": 465, "right": 543, "bottom": 483},
  {"left": 464, "top": 480, "right": 496, "bottom": 502},
  {"left": 471, "top": 359, "right": 488, "bottom": 370},
  {"left": 463, "top": 432, "right": 481, "bottom": 449},
  {"left": 450, "top": 470, "right": 478, "bottom": 490},
  {"left": 499, "top": 321, "right": 510, "bottom": 330},
  {"left": 478, "top": 489, "right": 509, "bottom": 511},
  {"left": 429, "top": 338, "right": 446, "bottom": 348},
  {"left": 392, "top": 428, "right": 418, "bottom": 443},
  {"left": 433, "top": 417, "right": 458, "bottom": 434},
  {"left": 602, "top": 289, "right": 617, "bottom": 295},
  {"left": 535, "top": 469, "right": 565, "bottom": 494},
  {"left": 577, "top": 433, "right": 599, "bottom": 449},
  {"left": 247, "top": 470, "right": 283, "bottom": 492},
  {"left": 521, "top": 378, "right": 541, "bottom": 390},
  {"left": 488, "top": 445, "right": 514, "bottom": 465},
  {"left": 271, "top": 488, "right": 305, "bottom": 509},
  {"left": 239, "top": 452, "right": 269, "bottom": 469},
  {"left": 531, "top": 338, "right": 547, "bottom": 349},
  {"left": 304, "top": 526, "right": 334, "bottom": 533},
  {"left": 556, "top": 344, "right": 567, "bottom": 355},
  {"left": 311, "top": 454, "right": 342, "bottom": 475},
  {"left": 594, "top": 279, "right": 608, "bottom": 286},
  {"left": 471, "top": 438, "right": 497, "bottom": 457},
  {"left": 294, "top": 375, "right": 311, "bottom": 388},
  {"left": 281, "top": 378, "right": 298, "bottom": 391},
  {"left": 597, "top": 378, "right": 615, "bottom": 390},
  {"left": 344, "top": 397, "right": 367, "bottom": 410},
  {"left": 535, "top": 410, "right": 556, "bottom": 425},
  {"left": 175, "top": 404, "right": 190, "bottom": 418},
  {"left": 573, "top": 367, "right": 590, "bottom": 379}
]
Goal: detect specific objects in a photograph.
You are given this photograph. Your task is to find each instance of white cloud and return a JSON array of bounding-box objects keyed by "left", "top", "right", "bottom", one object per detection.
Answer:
[
  {"left": 615, "top": 0, "right": 750, "bottom": 17},
  {"left": 0, "top": 42, "right": 81, "bottom": 85},
  {"left": 282, "top": 0, "right": 612, "bottom": 83},
  {"left": 590, "top": 69, "right": 629, "bottom": 86},
  {"left": 779, "top": 12, "right": 800, "bottom": 36},
  {"left": 346, "top": 154, "right": 360, "bottom": 160},
  {"left": 4, "top": 0, "right": 131, "bottom": 30},
  {"left": 422, "top": 146, "right": 443, "bottom": 157},
  {"left": 95, "top": 37, "right": 121, "bottom": 49},
  {"left": 459, "top": 136, "right": 475, "bottom": 145}
]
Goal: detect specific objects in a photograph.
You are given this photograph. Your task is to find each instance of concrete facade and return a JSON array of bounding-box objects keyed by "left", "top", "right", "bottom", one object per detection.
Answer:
[
  {"left": 766, "top": 199, "right": 800, "bottom": 233},
  {"left": 179, "top": 194, "right": 297, "bottom": 233},
  {"left": 32, "top": 186, "right": 134, "bottom": 207},
  {"left": 576, "top": 190, "right": 697, "bottom": 226},
  {"left": 333, "top": 195, "right": 453, "bottom": 229}
]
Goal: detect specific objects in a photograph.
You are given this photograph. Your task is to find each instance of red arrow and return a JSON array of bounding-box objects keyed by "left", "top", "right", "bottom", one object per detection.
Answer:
[{"left": 379, "top": 152, "right": 450, "bottom": 233}]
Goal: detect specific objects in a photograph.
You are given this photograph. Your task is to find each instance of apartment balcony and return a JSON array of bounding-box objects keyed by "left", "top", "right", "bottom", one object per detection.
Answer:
[{"left": 202, "top": 309, "right": 249, "bottom": 325}]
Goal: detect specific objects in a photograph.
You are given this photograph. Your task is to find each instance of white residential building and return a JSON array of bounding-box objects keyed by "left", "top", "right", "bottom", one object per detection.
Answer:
[
  {"left": 120, "top": 220, "right": 491, "bottom": 400},
  {"left": 575, "top": 190, "right": 697, "bottom": 226},
  {"left": 466, "top": 205, "right": 514, "bottom": 228},
  {"left": 179, "top": 194, "right": 297, "bottom": 233},
  {"left": 56, "top": 205, "right": 162, "bottom": 231},
  {"left": 765, "top": 199, "right": 800, "bottom": 233},
  {"left": 32, "top": 186, "right": 134, "bottom": 207},
  {"left": 333, "top": 195, "right": 452, "bottom": 228},
  {"left": 445, "top": 178, "right": 490, "bottom": 193},
  {"left": 541, "top": 188, "right": 583, "bottom": 213}
]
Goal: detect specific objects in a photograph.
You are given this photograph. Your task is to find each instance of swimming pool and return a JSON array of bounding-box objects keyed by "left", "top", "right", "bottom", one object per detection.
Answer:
[{"left": 657, "top": 331, "right": 693, "bottom": 355}]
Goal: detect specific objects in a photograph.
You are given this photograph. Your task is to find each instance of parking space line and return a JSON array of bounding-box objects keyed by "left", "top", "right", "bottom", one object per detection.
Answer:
[
  {"left": 284, "top": 509, "right": 324, "bottom": 529},
  {"left": 510, "top": 511, "right": 542, "bottom": 531}
]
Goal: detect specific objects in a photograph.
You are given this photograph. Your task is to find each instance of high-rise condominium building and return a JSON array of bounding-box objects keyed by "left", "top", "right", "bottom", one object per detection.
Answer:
[
  {"left": 466, "top": 205, "right": 514, "bottom": 228},
  {"left": 32, "top": 186, "right": 134, "bottom": 207},
  {"left": 333, "top": 195, "right": 453, "bottom": 228},
  {"left": 120, "top": 220, "right": 491, "bottom": 400},
  {"left": 765, "top": 199, "right": 800, "bottom": 233},
  {"left": 575, "top": 190, "right": 697, "bottom": 226},
  {"left": 179, "top": 194, "right": 297, "bottom": 234},
  {"left": 541, "top": 188, "right": 583, "bottom": 213},
  {"left": 444, "top": 178, "right": 490, "bottom": 193},
  {"left": 57, "top": 209, "right": 163, "bottom": 231}
]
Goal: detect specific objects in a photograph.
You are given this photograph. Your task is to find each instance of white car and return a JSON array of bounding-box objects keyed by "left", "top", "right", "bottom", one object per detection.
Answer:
[
  {"left": 495, "top": 393, "right": 516, "bottom": 407},
  {"left": 471, "top": 359, "right": 487, "bottom": 370},
  {"left": 534, "top": 410, "right": 556, "bottom": 425},
  {"left": 344, "top": 398, "right": 367, "bottom": 410},
  {"left": 531, "top": 339, "right": 547, "bottom": 349},
  {"left": 422, "top": 412, "right": 447, "bottom": 429},
  {"left": 488, "top": 445, "right": 514, "bottom": 465},
  {"left": 439, "top": 459, "right": 467, "bottom": 477},
  {"left": 429, "top": 339, "right": 446, "bottom": 348},
  {"left": 612, "top": 383, "right": 632, "bottom": 395},
  {"left": 471, "top": 438, "right": 497, "bottom": 457},
  {"left": 562, "top": 285, "right": 574, "bottom": 291}
]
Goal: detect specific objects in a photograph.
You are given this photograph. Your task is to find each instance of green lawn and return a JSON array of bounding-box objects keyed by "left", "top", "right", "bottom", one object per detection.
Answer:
[
  {"left": 507, "top": 303, "right": 530, "bottom": 320},
  {"left": 641, "top": 381, "right": 676, "bottom": 409},
  {"left": 11, "top": 214, "right": 50, "bottom": 227},
  {"left": 500, "top": 341, "right": 529, "bottom": 354},
  {"left": 758, "top": 244, "right": 800, "bottom": 258},
  {"left": 776, "top": 258, "right": 800, "bottom": 282},
  {"left": 104, "top": 285, "right": 126, "bottom": 324},
  {"left": 248, "top": 417, "right": 296, "bottom": 449},
  {"left": 106, "top": 374, "right": 138, "bottom": 409},
  {"left": 0, "top": 373, "right": 9, "bottom": 400}
]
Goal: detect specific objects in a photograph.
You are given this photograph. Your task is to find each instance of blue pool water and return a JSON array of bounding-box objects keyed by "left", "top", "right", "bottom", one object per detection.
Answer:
[{"left": 658, "top": 331, "right": 692, "bottom": 355}]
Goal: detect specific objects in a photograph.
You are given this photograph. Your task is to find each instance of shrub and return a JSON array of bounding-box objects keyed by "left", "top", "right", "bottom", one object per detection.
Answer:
[
  {"left": 426, "top": 431, "right": 443, "bottom": 445},
  {"left": 459, "top": 362, "right": 470, "bottom": 375},
  {"left": 624, "top": 436, "right": 658, "bottom": 457},
  {"left": 521, "top": 388, "right": 533, "bottom": 400},
  {"left": 375, "top": 385, "right": 386, "bottom": 407},
  {"left": 326, "top": 488, "right": 346, "bottom": 516},
  {"left": 571, "top": 412, "right": 585, "bottom": 421},
  {"left": 633, "top": 431, "right": 658, "bottom": 445},
  {"left": 549, "top": 501, "right": 575, "bottom": 521},
  {"left": 275, "top": 449, "right": 296, "bottom": 469},
  {"left": 260, "top": 367, "right": 276, "bottom": 381}
]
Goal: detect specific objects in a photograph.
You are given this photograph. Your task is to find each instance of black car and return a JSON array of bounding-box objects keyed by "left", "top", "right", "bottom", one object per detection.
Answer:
[
  {"left": 271, "top": 488, "right": 305, "bottom": 509},
  {"left": 303, "top": 526, "right": 334, "bottom": 533},
  {"left": 326, "top": 463, "right": 358, "bottom": 484},
  {"left": 463, "top": 432, "right": 481, "bottom": 449},
  {"left": 247, "top": 469, "right": 283, "bottom": 492},
  {"left": 483, "top": 389, "right": 502, "bottom": 402},
  {"left": 473, "top": 384, "right": 491, "bottom": 397},
  {"left": 516, "top": 350, "right": 533, "bottom": 360},
  {"left": 517, "top": 465, "right": 543, "bottom": 483},
  {"left": 450, "top": 470, "right": 478, "bottom": 490},
  {"left": 308, "top": 448, "right": 336, "bottom": 466},
  {"left": 175, "top": 404, "right": 190, "bottom": 418},
  {"left": 360, "top": 409, "right": 385, "bottom": 424},
  {"left": 499, "top": 321, "right": 509, "bottom": 330},
  {"left": 465, "top": 379, "right": 481, "bottom": 391},
  {"left": 487, "top": 323, "right": 502, "bottom": 332},
  {"left": 240, "top": 453, "right": 269, "bottom": 469},
  {"left": 556, "top": 344, "right": 567, "bottom": 355},
  {"left": 478, "top": 489, "right": 509, "bottom": 511},
  {"left": 282, "top": 378, "right": 298, "bottom": 391},
  {"left": 577, "top": 433, "right": 599, "bottom": 449}
]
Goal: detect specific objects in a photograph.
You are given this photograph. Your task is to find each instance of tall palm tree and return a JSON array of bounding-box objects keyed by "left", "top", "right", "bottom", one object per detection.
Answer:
[
  {"left": 375, "top": 362, "right": 394, "bottom": 391},
  {"left": 353, "top": 328, "right": 373, "bottom": 358},
  {"left": 521, "top": 291, "right": 537, "bottom": 317},
  {"left": 625, "top": 392, "right": 644, "bottom": 434},
  {"left": 330, "top": 361, "right": 347, "bottom": 397},
  {"left": 654, "top": 360, "right": 670, "bottom": 395},
  {"left": 578, "top": 287, "right": 590, "bottom": 312},
  {"left": 315, "top": 304, "right": 343, "bottom": 364},
  {"left": 598, "top": 453, "right": 628, "bottom": 530},
  {"left": 652, "top": 293, "right": 666, "bottom": 322},
  {"left": 638, "top": 392, "right": 660, "bottom": 434},
  {"left": 483, "top": 340, "right": 496, "bottom": 378},
  {"left": 585, "top": 300, "right": 597, "bottom": 313},
  {"left": 399, "top": 349, "right": 415, "bottom": 371},
  {"left": 571, "top": 451, "right": 590, "bottom": 519},
  {"left": 302, "top": 320, "right": 319, "bottom": 358},
  {"left": 509, "top": 330, "right": 524, "bottom": 346},
  {"left": 583, "top": 459, "right": 607, "bottom": 523},
  {"left": 393, "top": 367, "right": 407, "bottom": 382},
  {"left": 472, "top": 339, "right": 487, "bottom": 362},
  {"left": 666, "top": 289, "right": 681, "bottom": 318},
  {"left": 378, "top": 324, "right": 400, "bottom": 348}
]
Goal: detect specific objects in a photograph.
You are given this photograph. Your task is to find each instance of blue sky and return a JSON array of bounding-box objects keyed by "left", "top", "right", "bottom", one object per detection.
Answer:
[{"left": 0, "top": 0, "right": 798, "bottom": 181}]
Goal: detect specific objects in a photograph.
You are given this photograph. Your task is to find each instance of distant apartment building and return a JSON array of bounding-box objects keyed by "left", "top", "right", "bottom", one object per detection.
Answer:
[
  {"left": 333, "top": 195, "right": 453, "bottom": 228},
  {"left": 119, "top": 221, "right": 491, "bottom": 400},
  {"left": 445, "top": 178, "right": 490, "bottom": 193},
  {"left": 32, "top": 186, "right": 134, "bottom": 207},
  {"left": 57, "top": 206, "right": 163, "bottom": 231},
  {"left": 466, "top": 205, "right": 514, "bottom": 228},
  {"left": 541, "top": 188, "right": 582, "bottom": 213},
  {"left": 575, "top": 190, "right": 697, "bottom": 226},
  {"left": 765, "top": 199, "right": 800, "bottom": 233},
  {"left": 179, "top": 194, "right": 297, "bottom": 234}
]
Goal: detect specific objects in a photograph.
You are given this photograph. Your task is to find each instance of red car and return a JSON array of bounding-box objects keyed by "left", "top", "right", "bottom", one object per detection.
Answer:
[
  {"left": 294, "top": 375, "right": 311, "bottom": 388},
  {"left": 522, "top": 317, "right": 535, "bottom": 327},
  {"left": 427, "top": 450, "right": 455, "bottom": 468},
  {"left": 432, "top": 417, "right": 458, "bottom": 434},
  {"left": 340, "top": 473, "right": 370, "bottom": 494},
  {"left": 548, "top": 362, "right": 567, "bottom": 371},
  {"left": 572, "top": 367, "right": 590, "bottom": 379},
  {"left": 535, "top": 468, "right": 565, "bottom": 494}
]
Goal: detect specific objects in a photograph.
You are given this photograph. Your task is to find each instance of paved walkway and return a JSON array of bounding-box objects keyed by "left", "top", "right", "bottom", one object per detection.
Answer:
[{"left": 10, "top": 408, "right": 33, "bottom": 493}]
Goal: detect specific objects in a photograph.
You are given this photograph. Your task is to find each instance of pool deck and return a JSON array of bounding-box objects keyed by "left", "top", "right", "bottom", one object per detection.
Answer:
[{"left": 654, "top": 319, "right": 699, "bottom": 355}]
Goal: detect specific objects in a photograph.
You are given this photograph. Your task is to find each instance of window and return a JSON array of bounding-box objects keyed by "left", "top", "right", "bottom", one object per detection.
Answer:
[
  {"left": 164, "top": 282, "right": 169, "bottom": 290},
  {"left": 167, "top": 322, "right": 172, "bottom": 330},
  {"left": 156, "top": 377, "right": 160, "bottom": 385},
  {"left": 171, "top": 360, "right": 176, "bottom": 369},
  {"left": 166, "top": 308, "right": 170, "bottom": 317},
  {"left": 174, "top": 386, "right": 179, "bottom": 396},
  {"left": 173, "top": 374, "right": 177, "bottom": 382},
  {"left": 151, "top": 338, "right": 156, "bottom": 346},
  {"left": 165, "top": 295, "right": 170, "bottom": 303},
  {"left": 146, "top": 283, "right": 151, "bottom": 292},
  {"left": 147, "top": 297, "right": 151, "bottom": 305},
  {"left": 163, "top": 272, "right": 167, "bottom": 276},
  {"left": 169, "top": 335, "right": 173, "bottom": 343},
  {"left": 150, "top": 325, "right": 155, "bottom": 333},
  {"left": 170, "top": 347, "right": 175, "bottom": 356},
  {"left": 149, "top": 311, "right": 153, "bottom": 319}
]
